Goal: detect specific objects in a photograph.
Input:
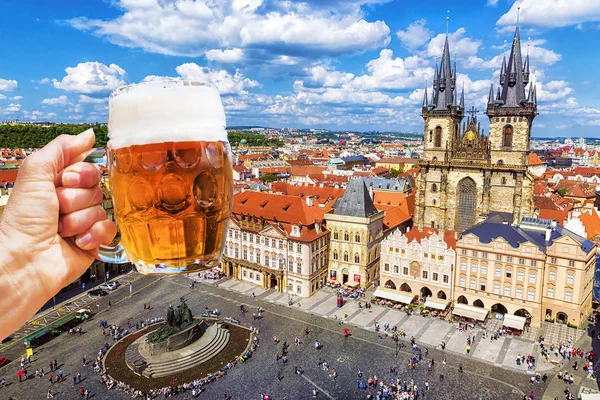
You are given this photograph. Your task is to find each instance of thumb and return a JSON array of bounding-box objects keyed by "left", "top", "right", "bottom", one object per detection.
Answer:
[{"left": 20, "top": 129, "right": 96, "bottom": 181}]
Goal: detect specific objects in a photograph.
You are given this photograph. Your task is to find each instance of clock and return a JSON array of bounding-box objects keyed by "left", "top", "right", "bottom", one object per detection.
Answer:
[{"left": 465, "top": 130, "right": 476, "bottom": 141}]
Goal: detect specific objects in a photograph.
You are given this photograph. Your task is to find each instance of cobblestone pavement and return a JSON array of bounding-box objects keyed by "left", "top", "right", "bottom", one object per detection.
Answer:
[{"left": 0, "top": 273, "right": 569, "bottom": 399}]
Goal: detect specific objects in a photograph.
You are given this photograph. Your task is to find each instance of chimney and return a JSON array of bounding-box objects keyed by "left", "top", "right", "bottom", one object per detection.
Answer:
[
  {"left": 306, "top": 196, "right": 313, "bottom": 207},
  {"left": 551, "top": 219, "right": 557, "bottom": 229},
  {"left": 545, "top": 227, "right": 552, "bottom": 242}
]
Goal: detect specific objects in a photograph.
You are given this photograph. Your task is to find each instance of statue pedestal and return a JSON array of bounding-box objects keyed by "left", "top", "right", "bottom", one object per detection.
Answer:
[{"left": 143, "top": 320, "right": 206, "bottom": 356}]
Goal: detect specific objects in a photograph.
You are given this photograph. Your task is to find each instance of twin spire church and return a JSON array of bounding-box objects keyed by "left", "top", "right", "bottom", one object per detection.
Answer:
[{"left": 414, "top": 25, "right": 538, "bottom": 232}]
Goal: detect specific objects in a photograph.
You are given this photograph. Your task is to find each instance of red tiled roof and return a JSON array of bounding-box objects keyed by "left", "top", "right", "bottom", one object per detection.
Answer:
[
  {"left": 539, "top": 209, "right": 568, "bottom": 226},
  {"left": 404, "top": 226, "right": 456, "bottom": 250},
  {"left": 534, "top": 195, "right": 557, "bottom": 211},
  {"left": 580, "top": 210, "right": 600, "bottom": 239},
  {"left": 528, "top": 153, "right": 545, "bottom": 166}
]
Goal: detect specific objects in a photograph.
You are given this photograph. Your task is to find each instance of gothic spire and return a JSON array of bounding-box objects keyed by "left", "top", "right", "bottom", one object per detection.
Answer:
[
  {"left": 488, "top": 84, "right": 494, "bottom": 104},
  {"left": 531, "top": 84, "right": 537, "bottom": 105},
  {"left": 431, "top": 34, "right": 455, "bottom": 111},
  {"left": 423, "top": 86, "right": 428, "bottom": 107},
  {"left": 523, "top": 54, "right": 530, "bottom": 85},
  {"left": 498, "top": 27, "right": 527, "bottom": 107},
  {"left": 500, "top": 55, "right": 507, "bottom": 85},
  {"left": 460, "top": 83, "right": 465, "bottom": 109}
]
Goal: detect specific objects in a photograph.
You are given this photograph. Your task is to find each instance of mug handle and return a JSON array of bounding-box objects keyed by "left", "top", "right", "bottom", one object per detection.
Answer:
[{"left": 83, "top": 145, "right": 129, "bottom": 264}]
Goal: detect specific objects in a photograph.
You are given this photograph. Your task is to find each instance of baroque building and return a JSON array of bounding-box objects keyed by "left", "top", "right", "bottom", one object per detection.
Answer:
[{"left": 415, "top": 27, "right": 537, "bottom": 233}]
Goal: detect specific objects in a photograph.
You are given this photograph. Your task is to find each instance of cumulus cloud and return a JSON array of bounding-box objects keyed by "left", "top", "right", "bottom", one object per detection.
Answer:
[
  {"left": 426, "top": 28, "right": 482, "bottom": 58},
  {"left": 487, "top": 0, "right": 499, "bottom": 6},
  {"left": 79, "top": 94, "right": 107, "bottom": 104},
  {"left": 2, "top": 103, "right": 21, "bottom": 114},
  {"left": 396, "top": 19, "right": 431, "bottom": 50},
  {"left": 0, "top": 78, "right": 18, "bottom": 91},
  {"left": 42, "top": 95, "right": 69, "bottom": 106},
  {"left": 497, "top": 0, "right": 600, "bottom": 28},
  {"left": 303, "top": 65, "right": 355, "bottom": 88},
  {"left": 12, "top": 95, "right": 23, "bottom": 100},
  {"left": 53, "top": 62, "right": 127, "bottom": 94},
  {"left": 535, "top": 80, "right": 574, "bottom": 102},
  {"left": 0, "top": 94, "right": 5, "bottom": 100},
  {"left": 67, "top": 0, "right": 390, "bottom": 59},
  {"left": 205, "top": 48, "right": 245, "bottom": 63}
]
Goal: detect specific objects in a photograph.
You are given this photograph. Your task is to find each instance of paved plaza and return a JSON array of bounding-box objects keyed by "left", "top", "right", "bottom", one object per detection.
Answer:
[{"left": 0, "top": 273, "right": 597, "bottom": 399}]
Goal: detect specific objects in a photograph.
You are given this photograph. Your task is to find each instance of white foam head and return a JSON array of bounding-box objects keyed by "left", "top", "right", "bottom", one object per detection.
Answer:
[{"left": 108, "top": 80, "right": 227, "bottom": 149}]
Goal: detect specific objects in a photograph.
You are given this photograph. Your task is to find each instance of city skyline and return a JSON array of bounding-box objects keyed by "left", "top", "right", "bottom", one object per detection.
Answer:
[{"left": 0, "top": 0, "right": 599, "bottom": 136}]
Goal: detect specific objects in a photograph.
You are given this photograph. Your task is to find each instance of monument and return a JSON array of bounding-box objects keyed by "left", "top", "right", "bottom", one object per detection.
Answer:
[{"left": 144, "top": 299, "right": 206, "bottom": 356}]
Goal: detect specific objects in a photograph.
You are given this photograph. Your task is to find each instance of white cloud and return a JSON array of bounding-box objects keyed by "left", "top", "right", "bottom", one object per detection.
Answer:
[
  {"left": 0, "top": 94, "right": 5, "bottom": 100},
  {"left": 37, "top": 78, "right": 51, "bottom": 84},
  {"left": 68, "top": 115, "right": 84, "bottom": 121},
  {"left": 396, "top": 19, "right": 431, "bottom": 50},
  {"left": 303, "top": 65, "right": 355, "bottom": 88},
  {"left": 535, "top": 80, "right": 574, "bottom": 102},
  {"left": 23, "top": 110, "right": 57, "bottom": 120},
  {"left": 426, "top": 28, "right": 482, "bottom": 58},
  {"left": 0, "top": 78, "right": 18, "bottom": 91},
  {"left": 205, "top": 48, "right": 245, "bottom": 63},
  {"left": 3, "top": 103, "right": 21, "bottom": 114},
  {"left": 68, "top": 0, "right": 390, "bottom": 58},
  {"left": 65, "top": 103, "right": 85, "bottom": 113},
  {"left": 487, "top": 0, "right": 499, "bottom": 6},
  {"left": 463, "top": 38, "right": 560, "bottom": 69},
  {"left": 12, "top": 95, "right": 23, "bottom": 100},
  {"left": 53, "top": 62, "right": 127, "bottom": 93},
  {"left": 79, "top": 94, "right": 107, "bottom": 104},
  {"left": 42, "top": 95, "right": 69, "bottom": 106},
  {"left": 497, "top": 0, "right": 600, "bottom": 28}
]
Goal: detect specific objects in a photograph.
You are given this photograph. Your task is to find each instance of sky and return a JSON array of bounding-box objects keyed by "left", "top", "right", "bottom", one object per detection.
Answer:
[{"left": 1, "top": 0, "right": 599, "bottom": 137}]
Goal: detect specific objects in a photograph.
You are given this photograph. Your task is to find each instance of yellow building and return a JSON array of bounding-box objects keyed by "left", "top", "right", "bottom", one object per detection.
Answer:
[
  {"left": 454, "top": 216, "right": 595, "bottom": 328},
  {"left": 376, "top": 157, "right": 419, "bottom": 173},
  {"left": 326, "top": 178, "right": 384, "bottom": 288}
]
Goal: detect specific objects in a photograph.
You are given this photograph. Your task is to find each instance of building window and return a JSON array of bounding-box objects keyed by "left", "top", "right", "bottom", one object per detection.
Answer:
[
  {"left": 568, "top": 260, "right": 575, "bottom": 267},
  {"left": 297, "top": 244, "right": 302, "bottom": 253},
  {"left": 243, "top": 249, "right": 248, "bottom": 260},
  {"left": 471, "top": 264, "right": 477, "bottom": 273},
  {"left": 493, "top": 284, "right": 500, "bottom": 294},
  {"left": 506, "top": 257, "right": 513, "bottom": 263},
  {"left": 256, "top": 253, "right": 260, "bottom": 264},
  {"left": 384, "top": 263, "right": 390, "bottom": 272},
  {"left": 549, "top": 270, "right": 556, "bottom": 281},
  {"left": 443, "top": 274, "right": 449, "bottom": 284},
  {"left": 242, "top": 233, "right": 247, "bottom": 241},
  {"left": 297, "top": 265, "right": 302, "bottom": 274},
  {"left": 288, "top": 260, "right": 293, "bottom": 271},
  {"left": 288, "top": 241, "right": 293, "bottom": 251},
  {"left": 470, "top": 279, "right": 476, "bottom": 289},
  {"left": 496, "top": 254, "right": 502, "bottom": 261},
  {"left": 279, "top": 258, "right": 284, "bottom": 269},
  {"left": 481, "top": 265, "right": 487, "bottom": 275},
  {"left": 471, "top": 251, "right": 477, "bottom": 257},
  {"left": 461, "top": 249, "right": 467, "bottom": 256},
  {"left": 355, "top": 233, "right": 361, "bottom": 243},
  {"left": 550, "top": 257, "right": 557, "bottom": 264},
  {"left": 297, "top": 286, "right": 302, "bottom": 294},
  {"left": 243, "top": 270, "right": 247, "bottom": 277},
  {"left": 265, "top": 238, "right": 270, "bottom": 247},
  {"left": 565, "top": 291, "right": 572, "bottom": 302},
  {"left": 529, "top": 273, "right": 536, "bottom": 284},
  {"left": 265, "top": 255, "right": 269, "bottom": 266},
  {"left": 431, "top": 221, "right": 435, "bottom": 228},
  {"left": 344, "top": 231, "right": 349, "bottom": 241},
  {"left": 279, "top": 240, "right": 284, "bottom": 249},
  {"left": 567, "top": 274, "right": 574, "bottom": 284},
  {"left": 333, "top": 231, "right": 338, "bottom": 240},
  {"left": 403, "top": 267, "right": 409, "bottom": 275},
  {"left": 354, "top": 253, "right": 360, "bottom": 263},
  {"left": 249, "top": 252, "right": 253, "bottom": 262},
  {"left": 501, "top": 177, "right": 507, "bottom": 185},
  {"left": 235, "top": 248, "right": 239, "bottom": 258},
  {"left": 482, "top": 252, "right": 488, "bottom": 259},
  {"left": 460, "top": 261, "right": 467, "bottom": 271},
  {"left": 249, "top": 272, "right": 254, "bottom": 279},
  {"left": 495, "top": 267, "right": 501, "bottom": 277},
  {"left": 480, "top": 282, "right": 486, "bottom": 291},
  {"left": 429, "top": 130, "right": 433, "bottom": 142},
  {"left": 394, "top": 265, "right": 399, "bottom": 274},
  {"left": 432, "top": 183, "right": 438, "bottom": 193},
  {"left": 432, "top": 272, "right": 439, "bottom": 281},
  {"left": 343, "top": 252, "right": 349, "bottom": 262},
  {"left": 423, "top": 271, "right": 429, "bottom": 279},
  {"left": 516, "top": 288, "right": 523, "bottom": 299},
  {"left": 459, "top": 277, "right": 466, "bottom": 287},
  {"left": 547, "top": 288, "right": 554, "bottom": 298},
  {"left": 527, "top": 290, "right": 535, "bottom": 301},
  {"left": 531, "top": 260, "right": 537, "bottom": 267},
  {"left": 517, "top": 271, "right": 524, "bottom": 281},
  {"left": 503, "top": 125, "right": 513, "bottom": 147},
  {"left": 518, "top": 258, "right": 525, "bottom": 265},
  {"left": 333, "top": 250, "right": 338, "bottom": 260},
  {"left": 504, "top": 286, "right": 511, "bottom": 297},
  {"left": 435, "top": 126, "right": 442, "bottom": 147},
  {"left": 506, "top": 270, "right": 512, "bottom": 279}
]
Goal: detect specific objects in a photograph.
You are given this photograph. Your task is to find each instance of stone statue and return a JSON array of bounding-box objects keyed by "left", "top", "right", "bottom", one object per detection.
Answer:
[{"left": 147, "top": 299, "right": 195, "bottom": 344}]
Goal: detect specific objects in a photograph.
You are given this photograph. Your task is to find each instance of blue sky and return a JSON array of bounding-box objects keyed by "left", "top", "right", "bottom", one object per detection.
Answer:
[{"left": 1, "top": 0, "right": 599, "bottom": 137}]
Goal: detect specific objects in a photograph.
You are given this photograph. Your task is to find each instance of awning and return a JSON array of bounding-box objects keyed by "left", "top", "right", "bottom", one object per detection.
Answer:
[
  {"left": 424, "top": 299, "right": 449, "bottom": 311},
  {"left": 452, "top": 303, "right": 488, "bottom": 321},
  {"left": 345, "top": 281, "right": 360, "bottom": 288},
  {"left": 502, "top": 314, "right": 527, "bottom": 330},
  {"left": 373, "top": 288, "right": 415, "bottom": 304},
  {"left": 580, "top": 394, "right": 600, "bottom": 400}
]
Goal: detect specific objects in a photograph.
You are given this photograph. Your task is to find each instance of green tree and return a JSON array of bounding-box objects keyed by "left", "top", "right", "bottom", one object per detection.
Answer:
[
  {"left": 260, "top": 173, "right": 279, "bottom": 184},
  {"left": 390, "top": 168, "right": 401, "bottom": 178}
]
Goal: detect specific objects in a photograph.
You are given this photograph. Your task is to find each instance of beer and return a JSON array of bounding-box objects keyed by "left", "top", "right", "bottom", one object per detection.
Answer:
[{"left": 105, "top": 80, "right": 233, "bottom": 274}]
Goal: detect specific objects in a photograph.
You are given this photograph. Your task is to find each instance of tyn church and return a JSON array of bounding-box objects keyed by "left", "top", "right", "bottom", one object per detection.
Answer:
[{"left": 414, "top": 26, "right": 537, "bottom": 233}]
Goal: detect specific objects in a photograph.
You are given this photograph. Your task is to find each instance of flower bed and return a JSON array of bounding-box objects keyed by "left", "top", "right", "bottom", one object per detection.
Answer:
[{"left": 104, "top": 320, "right": 252, "bottom": 392}]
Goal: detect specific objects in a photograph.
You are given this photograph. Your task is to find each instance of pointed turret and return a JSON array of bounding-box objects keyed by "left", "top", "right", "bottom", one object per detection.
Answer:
[
  {"left": 523, "top": 54, "right": 530, "bottom": 86},
  {"left": 423, "top": 87, "right": 428, "bottom": 107},
  {"left": 496, "top": 86, "right": 502, "bottom": 102},
  {"left": 451, "top": 60, "right": 457, "bottom": 90},
  {"left": 500, "top": 56, "right": 507, "bottom": 85},
  {"left": 430, "top": 34, "right": 455, "bottom": 111},
  {"left": 460, "top": 83, "right": 465, "bottom": 109},
  {"left": 498, "top": 27, "right": 527, "bottom": 107},
  {"left": 488, "top": 84, "right": 494, "bottom": 104},
  {"left": 531, "top": 84, "right": 537, "bottom": 105}
]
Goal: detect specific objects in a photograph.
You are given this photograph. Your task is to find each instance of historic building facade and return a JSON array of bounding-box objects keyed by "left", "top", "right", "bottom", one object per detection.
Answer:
[
  {"left": 455, "top": 217, "right": 595, "bottom": 327},
  {"left": 380, "top": 227, "right": 456, "bottom": 301},
  {"left": 415, "top": 27, "right": 537, "bottom": 233},
  {"left": 326, "top": 178, "right": 385, "bottom": 288},
  {"left": 222, "top": 191, "right": 329, "bottom": 297}
]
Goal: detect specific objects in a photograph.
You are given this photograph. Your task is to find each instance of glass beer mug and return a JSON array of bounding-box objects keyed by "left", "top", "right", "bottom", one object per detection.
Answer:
[{"left": 97, "top": 80, "right": 233, "bottom": 275}]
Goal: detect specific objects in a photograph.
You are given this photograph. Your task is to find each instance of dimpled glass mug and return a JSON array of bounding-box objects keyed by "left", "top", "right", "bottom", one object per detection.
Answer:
[{"left": 97, "top": 80, "right": 233, "bottom": 275}]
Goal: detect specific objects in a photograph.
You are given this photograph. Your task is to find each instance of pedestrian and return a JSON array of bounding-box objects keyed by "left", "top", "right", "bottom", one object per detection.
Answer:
[
  {"left": 47, "top": 389, "right": 54, "bottom": 398},
  {"left": 84, "top": 389, "right": 89, "bottom": 399},
  {"left": 53, "top": 360, "right": 58, "bottom": 370},
  {"left": 58, "top": 369, "right": 63, "bottom": 381},
  {"left": 108, "top": 300, "right": 111, "bottom": 308},
  {"left": 466, "top": 344, "right": 471, "bottom": 354},
  {"left": 129, "top": 282, "right": 133, "bottom": 296},
  {"left": 0, "top": 377, "right": 5, "bottom": 387},
  {"left": 425, "top": 380, "right": 430, "bottom": 390},
  {"left": 76, "top": 372, "right": 81, "bottom": 383},
  {"left": 439, "top": 373, "right": 444, "bottom": 381},
  {"left": 49, "top": 375, "right": 53, "bottom": 384},
  {"left": 73, "top": 376, "right": 77, "bottom": 385},
  {"left": 80, "top": 387, "right": 85, "bottom": 397},
  {"left": 82, "top": 356, "right": 86, "bottom": 367}
]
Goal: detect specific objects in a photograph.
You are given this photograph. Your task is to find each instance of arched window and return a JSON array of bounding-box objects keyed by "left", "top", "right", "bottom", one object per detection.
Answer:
[
  {"left": 333, "top": 231, "right": 339, "bottom": 240},
  {"left": 503, "top": 125, "right": 513, "bottom": 147},
  {"left": 333, "top": 250, "right": 338, "bottom": 260},
  {"left": 432, "top": 183, "right": 438, "bottom": 193},
  {"left": 497, "top": 160, "right": 504, "bottom": 166},
  {"left": 435, "top": 126, "right": 442, "bottom": 147},
  {"left": 343, "top": 252, "right": 349, "bottom": 262},
  {"left": 354, "top": 253, "right": 360, "bottom": 263},
  {"left": 501, "top": 177, "right": 507, "bottom": 185},
  {"left": 343, "top": 231, "right": 349, "bottom": 241},
  {"left": 355, "top": 233, "right": 361, "bottom": 243}
]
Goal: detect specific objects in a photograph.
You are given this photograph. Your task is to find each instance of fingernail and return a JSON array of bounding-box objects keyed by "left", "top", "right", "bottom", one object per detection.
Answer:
[
  {"left": 63, "top": 172, "right": 80, "bottom": 186},
  {"left": 79, "top": 128, "right": 95, "bottom": 139},
  {"left": 76, "top": 233, "right": 93, "bottom": 248}
]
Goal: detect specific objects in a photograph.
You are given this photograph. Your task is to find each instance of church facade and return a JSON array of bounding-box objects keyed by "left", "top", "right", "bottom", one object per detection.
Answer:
[{"left": 415, "top": 27, "right": 537, "bottom": 233}]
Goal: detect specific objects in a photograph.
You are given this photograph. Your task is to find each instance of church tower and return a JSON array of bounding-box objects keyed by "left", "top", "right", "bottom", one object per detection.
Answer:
[{"left": 487, "top": 26, "right": 537, "bottom": 167}]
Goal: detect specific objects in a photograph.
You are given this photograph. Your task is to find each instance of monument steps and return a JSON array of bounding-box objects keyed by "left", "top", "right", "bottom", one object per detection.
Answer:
[{"left": 144, "top": 326, "right": 231, "bottom": 377}]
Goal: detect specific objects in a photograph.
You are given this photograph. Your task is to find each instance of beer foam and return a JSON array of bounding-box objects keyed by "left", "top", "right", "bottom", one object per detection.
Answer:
[{"left": 108, "top": 80, "right": 227, "bottom": 149}]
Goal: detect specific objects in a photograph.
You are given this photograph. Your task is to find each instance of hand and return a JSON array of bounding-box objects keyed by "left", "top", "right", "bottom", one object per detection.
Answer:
[{"left": 0, "top": 129, "right": 116, "bottom": 340}]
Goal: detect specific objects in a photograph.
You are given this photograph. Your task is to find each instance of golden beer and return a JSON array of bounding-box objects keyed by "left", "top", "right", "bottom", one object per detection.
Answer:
[{"left": 104, "top": 80, "right": 233, "bottom": 274}]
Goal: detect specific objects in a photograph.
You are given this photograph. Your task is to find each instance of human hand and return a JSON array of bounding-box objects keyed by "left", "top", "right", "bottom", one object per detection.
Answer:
[{"left": 0, "top": 129, "right": 116, "bottom": 339}]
